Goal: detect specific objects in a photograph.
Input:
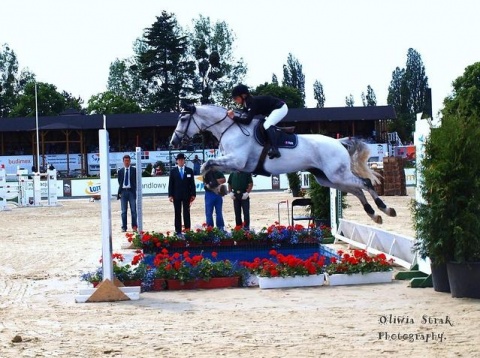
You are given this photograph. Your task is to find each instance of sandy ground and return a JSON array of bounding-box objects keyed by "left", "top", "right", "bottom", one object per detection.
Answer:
[{"left": 1, "top": 188, "right": 479, "bottom": 358}]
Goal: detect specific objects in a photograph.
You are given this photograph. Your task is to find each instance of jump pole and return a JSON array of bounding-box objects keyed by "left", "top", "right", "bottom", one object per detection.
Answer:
[
  {"left": 135, "top": 147, "right": 143, "bottom": 233},
  {"left": 75, "top": 127, "right": 140, "bottom": 302}
]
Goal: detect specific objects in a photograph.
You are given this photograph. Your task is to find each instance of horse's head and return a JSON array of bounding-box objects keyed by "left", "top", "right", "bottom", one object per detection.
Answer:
[
  {"left": 170, "top": 105, "right": 197, "bottom": 148},
  {"left": 170, "top": 104, "right": 229, "bottom": 148}
]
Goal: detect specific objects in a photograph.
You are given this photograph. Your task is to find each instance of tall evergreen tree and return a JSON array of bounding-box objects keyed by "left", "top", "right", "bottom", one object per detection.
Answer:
[
  {"left": 138, "top": 11, "right": 196, "bottom": 112},
  {"left": 282, "top": 53, "right": 305, "bottom": 107},
  {"left": 387, "top": 48, "right": 429, "bottom": 142},
  {"left": 0, "top": 44, "right": 20, "bottom": 117},
  {"left": 313, "top": 80, "right": 325, "bottom": 108},
  {"left": 361, "top": 85, "right": 377, "bottom": 106}
]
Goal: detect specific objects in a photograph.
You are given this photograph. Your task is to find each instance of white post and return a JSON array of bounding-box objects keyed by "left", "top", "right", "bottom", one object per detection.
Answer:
[
  {"left": 135, "top": 147, "right": 143, "bottom": 232},
  {"left": 33, "top": 173, "right": 42, "bottom": 206},
  {"left": 47, "top": 169, "right": 58, "bottom": 206},
  {"left": 330, "top": 188, "right": 337, "bottom": 235},
  {"left": 0, "top": 167, "right": 7, "bottom": 211},
  {"left": 35, "top": 83, "right": 40, "bottom": 173},
  {"left": 99, "top": 129, "right": 114, "bottom": 282}
]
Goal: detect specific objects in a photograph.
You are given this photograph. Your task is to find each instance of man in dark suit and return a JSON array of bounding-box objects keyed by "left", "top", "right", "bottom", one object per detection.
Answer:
[
  {"left": 117, "top": 154, "right": 137, "bottom": 232},
  {"left": 168, "top": 153, "right": 196, "bottom": 234}
]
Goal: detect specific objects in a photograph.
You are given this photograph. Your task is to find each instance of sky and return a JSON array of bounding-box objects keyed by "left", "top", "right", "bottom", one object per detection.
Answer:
[{"left": 1, "top": 0, "right": 479, "bottom": 121}]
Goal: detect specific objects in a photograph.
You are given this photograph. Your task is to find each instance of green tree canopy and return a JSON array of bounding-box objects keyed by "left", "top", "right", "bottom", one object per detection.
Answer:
[
  {"left": 282, "top": 53, "right": 305, "bottom": 107},
  {"left": 10, "top": 82, "right": 68, "bottom": 117},
  {"left": 361, "top": 85, "right": 377, "bottom": 106},
  {"left": 254, "top": 83, "right": 303, "bottom": 109},
  {"left": 313, "top": 80, "right": 325, "bottom": 108},
  {"left": 387, "top": 48, "right": 429, "bottom": 142},
  {"left": 86, "top": 91, "right": 141, "bottom": 114},
  {"left": 138, "top": 11, "right": 196, "bottom": 112},
  {"left": 189, "top": 15, "right": 247, "bottom": 106}
]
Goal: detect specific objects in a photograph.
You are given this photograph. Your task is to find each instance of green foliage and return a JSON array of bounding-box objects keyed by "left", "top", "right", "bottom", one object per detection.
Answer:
[
  {"left": 313, "top": 80, "right": 325, "bottom": 108},
  {"left": 387, "top": 48, "right": 429, "bottom": 142},
  {"left": 286, "top": 172, "right": 301, "bottom": 194},
  {"left": 361, "top": 85, "right": 377, "bottom": 107},
  {"left": 254, "top": 83, "right": 304, "bottom": 109},
  {"left": 414, "top": 62, "right": 480, "bottom": 263},
  {"left": 86, "top": 91, "right": 141, "bottom": 114},
  {"left": 282, "top": 53, "right": 305, "bottom": 107},
  {"left": 138, "top": 11, "right": 196, "bottom": 112},
  {"left": 307, "top": 174, "right": 348, "bottom": 223},
  {"left": 11, "top": 82, "right": 67, "bottom": 117},
  {"left": 190, "top": 15, "right": 247, "bottom": 106}
]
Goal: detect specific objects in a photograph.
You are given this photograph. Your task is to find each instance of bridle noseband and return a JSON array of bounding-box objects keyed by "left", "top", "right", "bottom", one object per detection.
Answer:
[{"left": 173, "top": 109, "right": 233, "bottom": 145}]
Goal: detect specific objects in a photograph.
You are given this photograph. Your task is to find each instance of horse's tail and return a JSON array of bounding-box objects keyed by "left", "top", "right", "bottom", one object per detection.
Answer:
[{"left": 338, "top": 138, "right": 381, "bottom": 186}]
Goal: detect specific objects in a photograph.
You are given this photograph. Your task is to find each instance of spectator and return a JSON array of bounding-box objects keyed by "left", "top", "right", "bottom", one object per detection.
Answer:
[
  {"left": 228, "top": 171, "right": 253, "bottom": 230},
  {"left": 168, "top": 153, "right": 196, "bottom": 234},
  {"left": 203, "top": 169, "right": 226, "bottom": 230},
  {"left": 117, "top": 155, "right": 137, "bottom": 232},
  {"left": 192, "top": 155, "right": 202, "bottom": 175}
]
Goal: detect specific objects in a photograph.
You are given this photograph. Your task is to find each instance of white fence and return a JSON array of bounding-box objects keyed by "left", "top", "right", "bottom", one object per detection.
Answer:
[{"left": 334, "top": 219, "right": 416, "bottom": 269}]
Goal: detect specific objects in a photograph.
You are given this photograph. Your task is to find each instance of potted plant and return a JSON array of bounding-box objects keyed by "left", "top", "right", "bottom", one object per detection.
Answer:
[
  {"left": 80, "top": 267, "right": 103, "bottom": 287},
  {"left": 325, "top": 249, "right": 394, "bottom": 286},
  {"left": 286, "top": 171, "right": 301, "bottom": 197},
  {"left": 241, "top": 250, "right": 326, "bottom": 289},
  {"left": 413, "top": 62, "right": 480, "bottom": 298}
]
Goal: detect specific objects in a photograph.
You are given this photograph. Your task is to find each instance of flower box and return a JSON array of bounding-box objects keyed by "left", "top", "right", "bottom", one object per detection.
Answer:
[
  {"left": 152, "top": 278, "right": 167, "bottom": 291},
  {"left": 326, "top": 271, "right": 392, "bottom": 286},
  {"left": 167, "top": 277, "right": 240, "bottom": 290},
  {"left": 257, "top": 274, "right": 325, "bottom": 289}
]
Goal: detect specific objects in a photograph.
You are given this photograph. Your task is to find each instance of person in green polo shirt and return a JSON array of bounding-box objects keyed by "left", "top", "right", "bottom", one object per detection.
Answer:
[{"left": 227, "top": 171, "right": 253, "bottom": 230}]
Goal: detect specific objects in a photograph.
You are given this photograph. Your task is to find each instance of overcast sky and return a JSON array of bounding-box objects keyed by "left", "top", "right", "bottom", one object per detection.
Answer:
[{"left": 1, "top": 0, "right": 479, "bottom": 120}]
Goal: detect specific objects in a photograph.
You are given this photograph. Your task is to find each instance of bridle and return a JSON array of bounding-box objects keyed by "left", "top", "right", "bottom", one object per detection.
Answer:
[{"left": 173, "top": 109, "right": 235, "bottom": 145}]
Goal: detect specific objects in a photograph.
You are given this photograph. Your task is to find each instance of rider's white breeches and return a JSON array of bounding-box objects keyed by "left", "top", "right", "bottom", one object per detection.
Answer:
[{"left": 263, "top": 103, "right": 288, "bottom": 129}]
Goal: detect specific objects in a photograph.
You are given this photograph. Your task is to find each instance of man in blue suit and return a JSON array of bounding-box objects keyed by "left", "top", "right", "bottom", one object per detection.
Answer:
[
  {"left": 168, "top": 153, "right": 196, "bottom": 234},
  {"left": 117, "top": 155, "right": 137, "bottom": 232}
]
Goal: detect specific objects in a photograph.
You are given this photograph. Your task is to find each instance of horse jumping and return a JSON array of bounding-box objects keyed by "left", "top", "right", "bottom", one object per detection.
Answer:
[{"left": 170, "top": 104, "right": 396, "bottom": 224}]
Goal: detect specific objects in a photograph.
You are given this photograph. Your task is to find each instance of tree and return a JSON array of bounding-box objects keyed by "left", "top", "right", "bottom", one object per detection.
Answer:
[
  {"left": 62, "top": 91, "right": 83, "bottom": 111},
  {"left": 271, "top": 74, "right": 278, "bottom": 85},
  {"left": 0, "top": 44, "right": 19, "bottom": 117},
  {"left": 387, "top": 48, "right": 429, "bottom": 142},
  {"left": 86, "top": 91, "right": 141, "bottom": 114},
  {"left": 313, "top": 80, "right": 325, "bottom": 108},
  {"left": 107, "top": 52, "right": 147, "bottom": 109},
  {"left": 345, "top": 94, "right": 355, "bottom": 107},
  {"left": 361, "top": 85, "right": 377, "bottom": 106},
  {"left": 282, "top": 53, "right": 305, "bottom": 107},
  {"left": 255, "top": 83, "right": 303, "bottom": 109},
  {"left": 189, "top": 15, "right": 247, "bottom": 106},
  {"left": 138, "top": 11, "right": 196, "bottom": 112},
  {"left": 10, "top": 82, "right": 67, "bottom": 117}
]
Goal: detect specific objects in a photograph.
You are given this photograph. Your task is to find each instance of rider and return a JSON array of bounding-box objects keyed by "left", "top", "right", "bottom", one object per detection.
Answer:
[{"left": 227, "top": 84, "right": 288, "bottom": 159}]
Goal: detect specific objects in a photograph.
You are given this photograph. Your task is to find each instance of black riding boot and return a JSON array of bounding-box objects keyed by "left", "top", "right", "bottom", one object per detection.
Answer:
[{"left": 266, "top": 126, "right": 281, "bottom": 159}]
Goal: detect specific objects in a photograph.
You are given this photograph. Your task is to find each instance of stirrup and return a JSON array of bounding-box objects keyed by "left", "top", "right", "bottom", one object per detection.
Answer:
[{"left": 268, "top": 148, "right": 281, "bottom": 159}]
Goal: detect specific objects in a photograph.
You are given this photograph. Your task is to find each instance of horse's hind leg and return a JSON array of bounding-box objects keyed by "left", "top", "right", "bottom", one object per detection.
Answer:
[
  {"left": 362, "top": 178, "right": 397, "bottom": 217},
  {"left": 312, "top": 171, "right": 383, "bottom": 224}
]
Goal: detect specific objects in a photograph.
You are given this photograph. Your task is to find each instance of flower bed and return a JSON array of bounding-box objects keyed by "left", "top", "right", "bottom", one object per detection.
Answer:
[{"left": 125, "top": 222, "right": 328, "bottom": 254}]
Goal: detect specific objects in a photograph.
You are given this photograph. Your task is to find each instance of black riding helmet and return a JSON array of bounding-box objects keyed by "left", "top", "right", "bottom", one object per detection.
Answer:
[{"left": 231, "top": 84, "right": 250, "bottom": 98}]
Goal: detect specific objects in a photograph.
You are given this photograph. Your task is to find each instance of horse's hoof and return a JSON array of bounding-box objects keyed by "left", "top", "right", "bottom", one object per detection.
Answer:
[
  {"left": 387, "top": 208, "right": 397, "bottom": 217},
  {"left": 373, "top": 215, "right": 383, "bottom": 224}
]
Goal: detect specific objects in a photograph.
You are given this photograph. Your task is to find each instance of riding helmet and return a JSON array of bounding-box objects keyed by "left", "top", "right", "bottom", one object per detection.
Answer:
[{"left": 231, "top": 84, "right": 250, "bottom": 98}]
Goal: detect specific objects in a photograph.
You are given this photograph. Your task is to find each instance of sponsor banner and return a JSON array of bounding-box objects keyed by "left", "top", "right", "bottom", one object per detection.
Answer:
[{"left": 0, "top": 155, "right": 34, "bottom": 173}]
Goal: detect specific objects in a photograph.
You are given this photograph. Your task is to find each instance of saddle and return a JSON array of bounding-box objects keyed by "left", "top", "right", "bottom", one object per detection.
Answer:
[
  {"left": 253, "top": 121, "right": 298, "bottom": 149},
  {"left": 250, "top": 120, "right": 298, "bottom": 177}
]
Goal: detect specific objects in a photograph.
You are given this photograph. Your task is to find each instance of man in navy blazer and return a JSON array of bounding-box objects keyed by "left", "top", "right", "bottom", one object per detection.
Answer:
[
  {"left": 117, "top": 154, "right": 137, "bottom": 232},
  {"left": 168, "top": 153, "right": 196, "bottom": 234}
]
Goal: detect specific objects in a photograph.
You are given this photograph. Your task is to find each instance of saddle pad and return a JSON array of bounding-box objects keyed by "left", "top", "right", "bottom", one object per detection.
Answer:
[{"left": 254, "top": 122, "right": 298, "bottom": 149}]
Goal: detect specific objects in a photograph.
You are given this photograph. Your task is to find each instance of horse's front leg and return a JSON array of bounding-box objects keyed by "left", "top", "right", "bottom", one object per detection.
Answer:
[{"left": 200, "top": 154, "right": 246, "bottom": 174}]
